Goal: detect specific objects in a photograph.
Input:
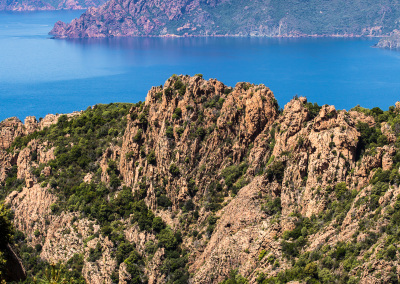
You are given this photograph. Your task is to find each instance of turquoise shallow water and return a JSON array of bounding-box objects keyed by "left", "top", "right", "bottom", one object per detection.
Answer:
[{"left": 1, "top": 10, "right": 400, "bottom": 121}]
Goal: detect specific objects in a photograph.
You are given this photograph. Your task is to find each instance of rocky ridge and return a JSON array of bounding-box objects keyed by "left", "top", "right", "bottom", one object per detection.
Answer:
[
  {"left": 50, "top": 0, "right": 400, "bottom": 38},
  {"left": 1, "top": 75, "right": 400, "bottom": 283}
]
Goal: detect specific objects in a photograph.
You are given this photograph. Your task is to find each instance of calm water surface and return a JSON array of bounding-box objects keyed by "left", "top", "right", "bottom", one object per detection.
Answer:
[{"left": 1, "top": 11, "right": 400, "bottom": 121}]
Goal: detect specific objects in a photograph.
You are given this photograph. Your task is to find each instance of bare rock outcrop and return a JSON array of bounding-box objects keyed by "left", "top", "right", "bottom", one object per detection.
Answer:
[
  {"left": 191, "top": 177, "right": 278, "bottom": 283},
  {"left": 3, "top": 75, "right": 400, "bottom": 283},
  {"left": 0, "top": 117, "right": 24, "bottom": 150},
  {"left": 6, "top": 184, "right": 57, "bottom": 246},
  {"left": 119, "top": 76, "right": 278, "bottom": 211}
]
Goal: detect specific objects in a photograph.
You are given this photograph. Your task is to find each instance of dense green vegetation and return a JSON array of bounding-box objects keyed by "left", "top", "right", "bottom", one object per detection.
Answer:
[
  {"left": 168, "top": 0, "right": 400, "bottom": 36},
  {"left": 0, "top": 204, "right": 14, "bottom": 281},
  {"left": 219, "top": 270, "right": 248, "bottom": 284},
  {"left": 351, "top": 105, "right": 399, "bottom": 160},
  {"left": 0, "top": 103, "right": 190, "bottom": 283}
]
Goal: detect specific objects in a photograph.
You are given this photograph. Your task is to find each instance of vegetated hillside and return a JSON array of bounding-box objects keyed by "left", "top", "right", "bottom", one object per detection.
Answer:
[
  {"left": 49, "top": 0, "right": 400, "bottom": 38},
  {"left": 0, "top": 0, "right": 105, "bottom": 11},
  {"left": 377, "top": 29, "right": 400, "bottom": 49},
  {"left": 1, "top": 75, "right": 400, "bottom": 283}
]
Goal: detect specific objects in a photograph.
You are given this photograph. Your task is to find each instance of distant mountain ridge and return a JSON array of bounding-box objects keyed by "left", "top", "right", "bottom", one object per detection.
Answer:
[
  {"left": 0, "top": 0, "right": 105, "bottom": 11},
  {"left": 49, "top": 0, "right": 400, "bottom": 38}
]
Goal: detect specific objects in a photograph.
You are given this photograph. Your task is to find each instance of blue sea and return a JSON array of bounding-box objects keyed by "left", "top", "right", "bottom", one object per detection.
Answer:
[{"left": 1, "top": 10, "right": 400, "bottom": 121}]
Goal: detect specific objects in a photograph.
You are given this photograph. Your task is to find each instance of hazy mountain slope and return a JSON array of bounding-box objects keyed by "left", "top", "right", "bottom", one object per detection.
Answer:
[
  {"left": 50, "top": 0, "right": 400, "bottom": 38},
  {"left": 0, "top": 0, "right": 106, "bottom": 11},
  {"left": 1, "top": 75, "right": 400, "bottom": 283}
]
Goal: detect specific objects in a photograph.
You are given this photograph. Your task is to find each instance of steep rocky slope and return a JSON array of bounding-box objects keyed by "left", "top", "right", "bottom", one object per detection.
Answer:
[
  {"left": 1, "top": 75, "right": 400, "bottom": 283},
  {"left": 377, "top": 29, "right": 400, "bottom": 49},
  {"left": 0, "top": 0, "right": 106, "bottom": 11},
  {"left": 50, "top": 0, "right": 400, "bottom": 38}
]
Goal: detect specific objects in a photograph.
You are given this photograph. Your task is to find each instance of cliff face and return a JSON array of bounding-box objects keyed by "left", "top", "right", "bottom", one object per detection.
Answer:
[
  {"left": 2, "top": 75, "right": 400, "bottom": 283},
  {"left": 0, "top": 0, "right": 106, "bottom": 11},
  {"left": 377, "top": 29, "right": 400, "bottom": 49},
  {"left": 50, "top": 0, "right": 400, "bottom": 38}
]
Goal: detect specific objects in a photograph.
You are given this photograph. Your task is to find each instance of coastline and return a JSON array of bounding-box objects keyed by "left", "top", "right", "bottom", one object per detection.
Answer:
[{"left": 50, "top": 32, "right": 389, "bottom": 40}]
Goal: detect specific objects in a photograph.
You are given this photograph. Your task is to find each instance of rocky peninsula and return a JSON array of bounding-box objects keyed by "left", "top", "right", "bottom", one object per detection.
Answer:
[{"left": 377, "top": 30, "right": 400, "bottom": 49}]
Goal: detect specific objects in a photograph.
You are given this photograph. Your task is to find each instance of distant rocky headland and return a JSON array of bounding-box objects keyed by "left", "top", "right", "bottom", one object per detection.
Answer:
[
  {"left": 49, "top": 0, "right": 400, "bottom": 39},
  {"left": 376, "top": 30, "right": 400, "bottom": 49},
  {"left": 0, "top": 0, "right": 105, "bottom": 11}
]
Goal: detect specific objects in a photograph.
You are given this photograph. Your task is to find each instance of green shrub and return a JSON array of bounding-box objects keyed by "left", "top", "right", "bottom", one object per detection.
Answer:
[
  {"left": 138, "top": 113, "right": 148, "bottom": 127},
  {"left": 147, "top": 150, "right": 156, "bottom": 165},
  {"left": 50, "top": 203, "right": 60, "bottom": 214},
  {"left": 157, "top": 195, "right": 172, "bottom": 208},
  {"left": 169, "top": 164, "right": 180, "bottom": 176},
  {"left": 158, "top": 228, "right": 178, "bottom": 250},
  {"left": 370, "top": 168, "right": 390, "bottom": 184},
  {"left": 258, "top": 249, "right": 268, "bottom": 261},
  {"left": 356, "top": 121, "right": 381, "bottom": 159},
  {"left": 334, "top": 182, "right": 348, "bottom": 200},
  {"left": 132, "top": 200, "right": 154, "bottom": 231},
  {"left": 176, "top": 127, "right": 184, "bottom": 137},
  {"left": 187, "top": 178, "right": 198, "bottom": 197},
  {"left": 0, "top": 205, "right": 14, "bottom": 249},
  {"left": 173, "top": 80, "right": 186, "bottom": 96},
  {"left": 222, "top": 162, "right": 248, "bottom": 190},
  {"left": 220, "top": 269, "right": 248, "bottom": 284},
  {"left": 172, "top": 108, "right": 182, "bottom": 120},
  {"left": 166, "top": 126, "right": 174, "bottom": 139},
  {"left": 304, "top": 102, "right": 322, "bottom": 119},
  {"left": 116, "top": 242, "right": 135, "bottom": 264},
  {"left": 164, "top": 87, "right": 173, "bottom": 97},
  {"left": 266, "top": 161, "right": 285, "bottom": 183},
  {"left": 196, "top": 127, "right": 206, "bottom": 140},
  {"left": 262, "top": 197, "right": 282, "bottom": 215},
  {"left": 152, "top": 217, "right": 165, "bottom": 233},
  {"left": 124, "top": 249, "right": 146, "bottom": 283},
  {"left": 182, "top": 199, "right": 195, "bottom": 212},
  {"left": 133, "top": 129, "right": 143, "bottom": 142},
  {"left": 88, "top": 242, "right": 102, "bottom": 262}
]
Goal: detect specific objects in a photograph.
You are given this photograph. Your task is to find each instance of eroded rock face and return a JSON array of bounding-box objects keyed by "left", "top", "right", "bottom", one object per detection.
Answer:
[
  {"left": 0, "top": 117, "right": 24, "bottom": 150},
  {"left": 5, "top": 182, "right": 118, "bottom": 284},
  {"left": 0, "top": 148, "right": 19, "bottom": 183},
  {"left": 191, "top": 177, "right": 278, "bottom": 283},
  {"left": 0, "top": 112, "right": 79, "bottom": 185},
  {"left": 119, "top": 76, "right": 278, "bottom": 209},
  {"left": 82, "top": 237, "right": 117, "bottom": 284},
  {"left": 6, "top": 184, "right": 57, "bottom": 245},
  {"left": 0, "top": 117, "right": 35, "bottom": 184},
  {"left": 3, "top": 76, "right": 400, "bottom": 283}
]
